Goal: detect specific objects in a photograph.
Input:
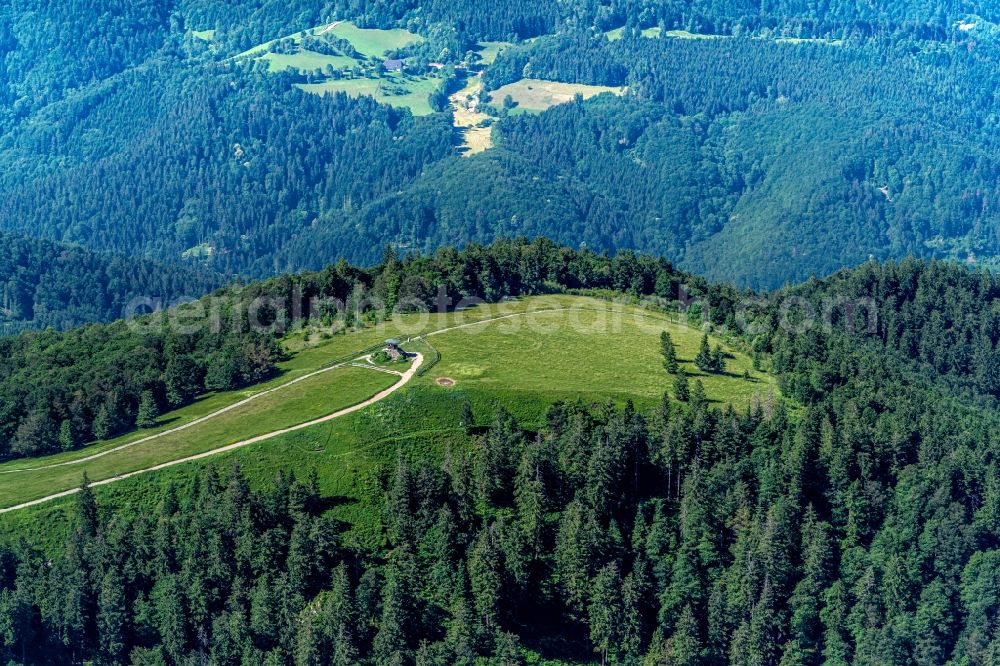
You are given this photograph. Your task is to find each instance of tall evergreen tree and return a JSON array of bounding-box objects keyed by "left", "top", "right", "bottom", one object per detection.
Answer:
[
  {"left": 97, "top": 569, "right": 127, "bottom": 663},
  {"left": 58, "top": 419, "right": 74, "bottom": 451},
  {"left": 695, "top": 334, "right": 713, "bottom": 372},
  {"left": 661, "top": 331, "right": 679, "bottom": 374},
  {"left": 469, "top": 524, "right": 504, "bottom": 629},
  {"left": 76, "top": 473, "right": 99, "bottom": 538},
  {"left": 92, "top": 404, "right": 112, "bottom": 440},
  {"left": 674, "top": 368, "right": 690, "bottom": 402},
  {"left": 589, "top": 562, "right": 623, "bottom": 665},
  {"left": 136, "top": 390, "right": 160, "bottom": 429}
]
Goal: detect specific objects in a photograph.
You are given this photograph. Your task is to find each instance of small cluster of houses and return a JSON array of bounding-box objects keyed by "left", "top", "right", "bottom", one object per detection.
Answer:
[{"left": 381, "top": 59, "right": 447, "bottom": 74}]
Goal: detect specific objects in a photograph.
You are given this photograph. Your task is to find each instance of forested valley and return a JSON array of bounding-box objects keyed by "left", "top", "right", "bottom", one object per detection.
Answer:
[
  {"left": 352, "top": 30, "right": 1000, "bottom": 288},
  {"left": 0, "top": 0, "right": 995, "bottom": 290}
]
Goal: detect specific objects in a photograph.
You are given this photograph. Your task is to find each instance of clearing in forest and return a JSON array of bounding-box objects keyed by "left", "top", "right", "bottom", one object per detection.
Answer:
[
  {"left": 604, "top": 25, "right": 841, "bottom": 45},
  {"left": 238, "top": 21, "right": 422, "bottom": 60},
  {"left": 476, "top": 41, "right": 514, "bottom": 65},
  {"left": 238, "top": 20, "right": 439, "bottom": 115},
  {"left": 0, "top": 295, "right": 781, "bottom": 550},
  {"left": 606, "top": 26, "right": 663, "bottom": 40},
  {"left": 450, "top": 76, "right": 493, "bottom": 155},
  {"left": 298, "top": 75, "right": 439, "bottom": 115},
  {"left": 321, "top": 22, "right": 423, "bottom": 57},
  {"left": 665, "top": 29, "right": 726, "bottom": 39},
  {"left": 774, "top": 36, "right": 844, "bottom": 46},
  {"left": 260, "top": 50, "right": 357, "bottom": 73},
  {"left": 488, "top": 78, "right": 626, "bottom": 113}
]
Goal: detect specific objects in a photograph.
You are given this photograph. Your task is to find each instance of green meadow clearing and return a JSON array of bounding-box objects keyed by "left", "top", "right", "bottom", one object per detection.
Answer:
[
  {"left": 297, "top": 75, "right": 439, "bottom": 115},
  {"left": 424, "top": 306, "right": 770, "bottom": 418},
  {"left": 774, "top": 36, "right": 844, "bottom": 45},
  {"left": 489, "top": 78, "right": 626, "bottom": 113},
  {"left": 604, "top": 25, "right": 842, "bottom": 44},
  {"left": 0, "top": 366, "right": 396, "bottom": 510},
  {"left": 664, "top": 29, "right": 726, "bottom": 39},
  {"left": 321, "top": 22, "right": 423, "bottom": 57},
  {"left": 0, "top": 296, "right": 591, "bottom": 476},
  {"left": 237, "top": 21, "right": 422, "bottom": 60},
  {"left": 260, "top": 50, "right": 357, "bottom": 73},
  {"left": 0, "top": 295, "right": 780, "bottom": 550},
  {"left": 234, "top": 20, "right": 440, "bottom": 114},
  {"left": 476, "top": 40, "right": 514, "bottom": 65},
  {"left": 606, "top": 26, "right": 663, "bottom": 40},
  {"left": 606, "top": 26, "right": 724, "bottom": 40}
]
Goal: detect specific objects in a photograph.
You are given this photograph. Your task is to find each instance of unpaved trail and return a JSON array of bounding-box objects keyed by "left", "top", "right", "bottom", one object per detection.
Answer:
[
  {"left": 0, "top": 306, "right": 608, "bottom": 514},
  {"left": 0, "top": 354, "right": 423, "bottom": 514},
  {"left": 2, "top": 309, "right": 575, "bottom": 477},
  {"left": 0, "top": 353, "right": 379, "bottom": 474}
]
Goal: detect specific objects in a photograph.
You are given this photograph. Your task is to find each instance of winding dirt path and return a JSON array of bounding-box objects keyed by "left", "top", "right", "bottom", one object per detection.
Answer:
[
  {"left": 0, "top": 354, "right": 423, "bottom": 515},
  {"left": 0, "top": 354, "right": 381, "bottom": 475},
  {"left": 0, "top": 306, "right": 619, "bottom": 514},
  {"left": 3, "top": 309, "right": 572, "bottom": 478}
]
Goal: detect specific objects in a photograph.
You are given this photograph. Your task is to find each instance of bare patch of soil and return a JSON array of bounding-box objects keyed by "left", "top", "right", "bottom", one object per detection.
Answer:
[{"left": 450, "top": 77, "right": 493, "bottom": 155}]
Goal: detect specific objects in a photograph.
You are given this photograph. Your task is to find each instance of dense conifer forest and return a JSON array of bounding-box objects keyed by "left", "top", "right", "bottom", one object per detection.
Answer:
[
  {"left": 0, "top": 232, "right": 226, "bottom": 335},
  {"left": 1, "top": 1, "right": 1000, "bottom": 662},
  {"left": 0, "top": 0, "right": 995, "bottom": 288},
  {"left": 372, "top": 33, "right": 1000, "bottom": 288},
  {"left": 5, "top": 243, "right": 1000, "bottom": 664}
]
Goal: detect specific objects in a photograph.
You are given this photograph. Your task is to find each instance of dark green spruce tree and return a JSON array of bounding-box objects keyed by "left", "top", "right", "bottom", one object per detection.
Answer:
[{"left": 661, "top": 331, "right": 679, "bottom": 374}]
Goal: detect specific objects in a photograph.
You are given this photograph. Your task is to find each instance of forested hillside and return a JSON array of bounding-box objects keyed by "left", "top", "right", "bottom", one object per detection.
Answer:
[
  {"left": 2, "top": 0, "right": 1000, "bottom": 663},
  {"left": 0, "top": 232, "right": 225, "bottom": 335},
  {"left": 0, "top": 63, "right": 455, "bottom": 277},
  {"left": 354, "top": 32, "right": 1000, "bottom": 288},
  {"left": 329, "top": 0, "right": 999, "bottom": 41},
  {"left": 5, "top": 248, "right": 1000, "bottom": 664},
  {"left": 0, "top": 239, "right": 688, "bottom": 460},
  {"left": 0, "top": 0, "right": 993, "bottom": 289}
]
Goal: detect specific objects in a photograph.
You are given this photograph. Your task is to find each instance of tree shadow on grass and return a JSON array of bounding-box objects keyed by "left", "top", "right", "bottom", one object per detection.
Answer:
[
  {"left": 688, "top": 367, "right": 759, "bottom": 383},
  {"left": 721, "top": 370, "right": 761, "bottom": 382},
  {"left": 316, "top": 495, "right": 359, "bottom": 533},
  {"left": 317, "top": 495, "right": 356, "bottom": 514}
]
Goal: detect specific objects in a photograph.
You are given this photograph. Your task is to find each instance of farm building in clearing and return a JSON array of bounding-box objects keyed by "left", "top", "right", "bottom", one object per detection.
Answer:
[
  {"left": 382, "top": 59, "right": 405, "bottom": 72},
  {"left": 384, "top": 338, "right": 404, "bottom": 360}
]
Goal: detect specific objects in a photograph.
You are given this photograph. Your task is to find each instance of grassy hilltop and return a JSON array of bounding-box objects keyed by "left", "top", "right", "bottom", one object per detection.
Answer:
[
  {"left": 0, "top": 294, "right": 774, "bottom": 549},
  {"left": 6, "top": 249, "right": 1000, "bottom": 665}
]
